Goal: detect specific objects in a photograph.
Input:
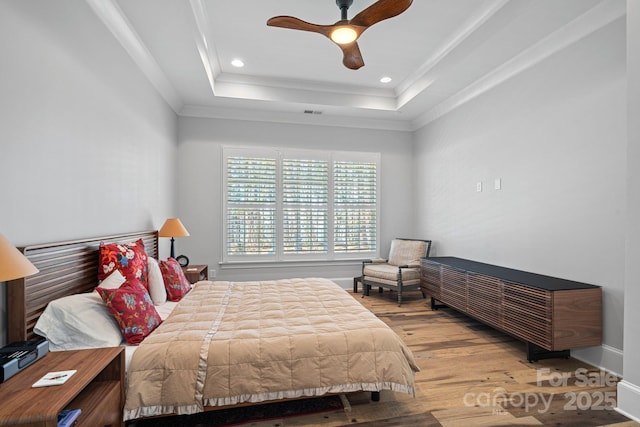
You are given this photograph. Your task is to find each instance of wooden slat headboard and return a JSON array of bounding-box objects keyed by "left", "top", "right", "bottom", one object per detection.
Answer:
[{"left": 7, "top": 230, "right": 158, "bottom": 342}]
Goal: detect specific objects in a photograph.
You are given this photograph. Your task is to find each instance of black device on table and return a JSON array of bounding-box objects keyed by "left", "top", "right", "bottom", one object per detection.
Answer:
[{"left": 0, "top": 338, "right": 49, "bottom": 383}]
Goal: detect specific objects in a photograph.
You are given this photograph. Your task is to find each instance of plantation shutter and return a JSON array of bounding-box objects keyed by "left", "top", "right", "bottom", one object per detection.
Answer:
[
  {"left": 282, "top": 158, "right": 329, "bottom": 254},
  {"left": 226, "top": 156, "right": 277, "bottom": 255},
  {"left": 333, "top": 160, "right": 377, "bottom": 253},
  {"left": 223, "top": 147, "right": 379, "bottom": 261}
]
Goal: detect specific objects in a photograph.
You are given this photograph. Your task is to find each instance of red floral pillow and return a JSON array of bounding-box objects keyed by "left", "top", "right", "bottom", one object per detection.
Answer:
[
  {"left": 96, "top": 280, "right": 162, "bottom": 345},
  {"left": 99, "top": 239, "right": 149, "bottom": 289},
  {"left": 159, "top": 257, "right": 191, "bottom": 301}
]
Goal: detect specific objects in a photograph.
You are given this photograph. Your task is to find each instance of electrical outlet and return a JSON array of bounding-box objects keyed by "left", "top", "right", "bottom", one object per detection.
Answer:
[
  {"left": 476, "top": 182, "right": 482, "bottom": 192},
  {"left": 209, "top": 268, "right": 217, "bottom": 279}
]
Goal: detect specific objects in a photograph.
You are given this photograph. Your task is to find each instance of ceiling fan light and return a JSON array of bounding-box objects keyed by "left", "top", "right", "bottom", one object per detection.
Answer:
[{"left": 330, "top": 26, "right": 358, "bottom": 44}]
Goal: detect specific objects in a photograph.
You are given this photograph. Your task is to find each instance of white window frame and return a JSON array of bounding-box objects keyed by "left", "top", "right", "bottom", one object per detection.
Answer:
[{"left": 222, "top": 146, "right": 380, "bottom": 263}]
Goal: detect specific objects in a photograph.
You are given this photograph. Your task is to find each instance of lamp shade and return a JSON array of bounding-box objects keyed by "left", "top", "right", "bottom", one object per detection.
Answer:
[
  {"left": 0, "top": 234, "right": 39, "bottom": 282},
  {"left": 158, "top": 218, "right": 190, "bottom": 238}
]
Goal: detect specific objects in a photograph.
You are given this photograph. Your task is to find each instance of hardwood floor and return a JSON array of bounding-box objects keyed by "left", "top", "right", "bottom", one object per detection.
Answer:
[{"left": 244, "top": 289, "right": 638, "bottom": 427}]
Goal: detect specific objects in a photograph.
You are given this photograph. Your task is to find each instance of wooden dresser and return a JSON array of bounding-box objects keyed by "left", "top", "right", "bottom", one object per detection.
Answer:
[{"left": 420, "top": 257, "right": 602, "bottom": 361}]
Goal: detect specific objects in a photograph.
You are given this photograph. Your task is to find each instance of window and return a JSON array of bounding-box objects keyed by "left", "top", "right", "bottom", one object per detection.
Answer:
[
  {"left": 226, "top": 156, "right": 276, "bottom": 256},
  {"left": 223, "top": 146, "right": 379, "bottom": 262},
  {"left": 334, "top": 160, "right": 377, "bottom": 253},
  {"left": 282, "top": 158, "right": 328, "bottom": 255}
]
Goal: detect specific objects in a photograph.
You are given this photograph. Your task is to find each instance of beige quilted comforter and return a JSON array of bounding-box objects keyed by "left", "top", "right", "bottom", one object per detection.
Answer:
[{"left": 124, "top": 278, "right": 419, "bottom": 421}]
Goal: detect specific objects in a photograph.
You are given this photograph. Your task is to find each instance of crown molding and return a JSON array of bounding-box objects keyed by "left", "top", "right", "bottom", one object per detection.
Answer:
[
  {"left": 213, "top": 74, "right": 397, "bottom": 111},
  {"left": 215, "top": 73, "right": 394, "bottom": 98},
  {"left": 85, "top": 0, "right": 183, "bottom": 113},
  {"left": 396, "top": 0, "right": 510, "bottom": 107},
  {"left": 411, "top": 0, "right": 626, "bottom": 130},
  {"left": 189, "top": 0, "right": 219, "bottom": 96},
  {"left": 180, "top": 104, "right": 412, "bottom": 132}
]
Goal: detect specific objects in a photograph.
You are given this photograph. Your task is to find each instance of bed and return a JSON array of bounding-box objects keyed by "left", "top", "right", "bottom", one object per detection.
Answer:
[{"left": 7, "top": 230, "right": 419, "bottom": 422}]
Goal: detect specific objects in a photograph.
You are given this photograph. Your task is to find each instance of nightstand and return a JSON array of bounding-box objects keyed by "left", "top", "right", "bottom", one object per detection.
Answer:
[
  {"left": 182, "top": 264, "right": 208, "bottom": 283},
  {"left": 0, "top": 346, "right": 124, "bottom": 426}
]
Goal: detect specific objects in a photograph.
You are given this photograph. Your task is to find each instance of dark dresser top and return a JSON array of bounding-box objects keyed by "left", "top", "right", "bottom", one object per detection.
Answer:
[{"left": 423, "top": 256, "right": 600, "bottom": 291}]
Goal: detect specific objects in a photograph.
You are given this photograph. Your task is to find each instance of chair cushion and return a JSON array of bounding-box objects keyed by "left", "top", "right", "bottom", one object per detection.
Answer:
[
  {"left": 388, "top": 239, "right": 428, "bottom": 267},
  {"left": 363, "top": 263, "right": 421, "bottom": 285}
]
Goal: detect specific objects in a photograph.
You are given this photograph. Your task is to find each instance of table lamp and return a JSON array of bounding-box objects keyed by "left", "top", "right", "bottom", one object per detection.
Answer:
[
  {"left": 0, "top": 234, "right": 39, "bottom": 283},
  {"left": 158, "top": 218, "right": 190, "bottom": 259}
]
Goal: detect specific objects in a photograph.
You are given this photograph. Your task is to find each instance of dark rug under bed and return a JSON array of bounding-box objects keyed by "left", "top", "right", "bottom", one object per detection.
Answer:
[{"left": 126, "top": 395, "right": 345, "bottom": 427}]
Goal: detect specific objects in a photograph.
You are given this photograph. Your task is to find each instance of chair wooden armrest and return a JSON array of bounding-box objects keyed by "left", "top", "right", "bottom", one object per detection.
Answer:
[
  {"left": 362, "top": 258, "right": 387, "bottom": 266},
  {"left": 400, "top": 263, "right": 420, "bottom": 269}
]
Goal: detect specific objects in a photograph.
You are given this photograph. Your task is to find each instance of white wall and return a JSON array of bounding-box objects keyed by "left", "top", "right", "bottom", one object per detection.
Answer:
[
  {"left": 412, "top": 16, "right": 626, "bottom": 374},
  {"left": 0, "top": 0, "right": 178, "bottom": 345},
  {"left": 176, "top": 117, "right": 414, "bottom": 285},
  {"left": 617, "top": 0, "right": 640, "bottom": 422}
]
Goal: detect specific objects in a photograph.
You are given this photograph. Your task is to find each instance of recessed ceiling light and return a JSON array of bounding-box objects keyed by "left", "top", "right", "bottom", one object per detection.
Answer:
[
  {"left": 380, "top": 76, "right": 392, "bottom": 83},
  {"left": 231, "top": 59, "right": 245, "bottom": 68}
]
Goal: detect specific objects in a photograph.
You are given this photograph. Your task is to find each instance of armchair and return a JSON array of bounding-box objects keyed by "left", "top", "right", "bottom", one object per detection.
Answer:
[{"left": 361, "top": 238, "right": 432, "bottom": 305}]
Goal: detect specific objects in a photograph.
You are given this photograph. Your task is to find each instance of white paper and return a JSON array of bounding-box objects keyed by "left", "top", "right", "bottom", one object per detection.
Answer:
[{"left": 32, "top": 369, "right": 77, "bottom": 388}]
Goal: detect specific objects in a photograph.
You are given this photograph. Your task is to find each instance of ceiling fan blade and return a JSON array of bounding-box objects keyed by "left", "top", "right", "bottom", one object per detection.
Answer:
[
  {"left": 338, "top": 42, "right": 365, "bottom": 70},
  {"left": 350, "top": 0, "right": 413, "bottom": 28},
  {"left": 267, "top": 16, "right": 332, "bottom": 38}
]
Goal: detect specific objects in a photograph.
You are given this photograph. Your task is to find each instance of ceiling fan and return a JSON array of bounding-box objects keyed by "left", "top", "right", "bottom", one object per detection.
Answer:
[{"left": 267, "top": 0, "right": 413, "bottom": 70}]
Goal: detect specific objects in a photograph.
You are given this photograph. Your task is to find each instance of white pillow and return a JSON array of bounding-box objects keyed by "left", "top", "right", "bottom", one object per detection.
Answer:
[
  {"left": 147, "top": 257, "right": 167, "bottom": 305},
  {"left": 98, "top": 269, "right": 126, "bottom": 289},
  {"left": 33, "top": 292, "right": 124, "bottom": 351}
]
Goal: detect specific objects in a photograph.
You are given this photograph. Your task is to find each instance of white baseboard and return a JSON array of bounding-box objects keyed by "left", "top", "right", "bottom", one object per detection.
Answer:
[
  {"left": 571, "top": 344, "right": 624, "bottom": 378},
  {"left": 617, "top": 380, "right": 640, "bottom": 422},
  {"left": 331, "top": 277, "right": 354, "bottom": 290}
]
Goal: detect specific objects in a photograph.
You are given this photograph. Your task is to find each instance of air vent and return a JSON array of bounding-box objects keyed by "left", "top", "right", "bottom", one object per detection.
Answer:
[{"left": 303, "top": 110, "right": 323, "bottom": 115}]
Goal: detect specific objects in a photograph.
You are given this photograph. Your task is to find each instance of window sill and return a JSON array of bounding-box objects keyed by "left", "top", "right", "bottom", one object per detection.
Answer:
[{"left": 219, "top": 258, "right": 366, "bottom": 270}]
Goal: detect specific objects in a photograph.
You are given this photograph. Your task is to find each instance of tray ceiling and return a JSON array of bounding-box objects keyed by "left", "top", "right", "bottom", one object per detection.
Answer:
[{"left": 86, "top": 0, "right": 624, "bottom": 130}]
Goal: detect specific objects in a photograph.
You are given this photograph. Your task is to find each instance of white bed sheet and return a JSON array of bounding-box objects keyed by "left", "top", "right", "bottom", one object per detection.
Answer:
[{"left": 125, "top": 300, "right": 179, "bottom": 368}]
